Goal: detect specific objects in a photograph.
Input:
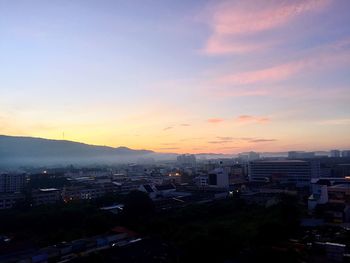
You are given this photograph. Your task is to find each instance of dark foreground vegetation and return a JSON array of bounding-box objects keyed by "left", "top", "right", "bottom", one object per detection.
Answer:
[
  {"left": 122, "top": 194, "right": 303, "bottom": 263},
  {"left": 0, "top": 192, "right": 305, "bottom": 262}
]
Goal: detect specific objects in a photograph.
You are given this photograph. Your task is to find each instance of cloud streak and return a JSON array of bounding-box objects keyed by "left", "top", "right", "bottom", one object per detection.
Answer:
[
  {"left": 249, "top": 139, "right": 277, "bottom": 143},
  {"left": 207, "top": 136, "right": 276, "bottom": 145},
  {"left": 208, "top": 140, "right": 232, "bottom": 144},
  {"left": 207, "top": 118, "right": 224, "bottom": 123},
  {"left": 217, "top": 46, "right": 350, "bottom": 86},
  {"left": 202, "top": 0, "right": 330, "bottom": 55},
  {"left": 316, "top": 118, "right": 350, "bottom": 125},
  {"left": 236, "top": 115, "right": 270, "bottom": 124}
]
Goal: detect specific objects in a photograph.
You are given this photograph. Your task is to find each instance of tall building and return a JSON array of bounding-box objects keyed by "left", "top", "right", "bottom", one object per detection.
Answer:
[
  {"left": 330, "top": 150, "right": 341, "bottom": 158},
  {"left": 177, "top": 154, "right": 196, "bottom": 167},
  {"left": 249, "top": 160, "right": 320, "bottom": 187},
  {"left": 0, "top": 174, "right": 26, "bottom": 193}
]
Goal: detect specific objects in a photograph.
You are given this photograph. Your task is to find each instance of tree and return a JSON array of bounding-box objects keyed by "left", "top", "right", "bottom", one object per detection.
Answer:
[{"left": 122, "top": 190, "right": 155, "bottom": 221}]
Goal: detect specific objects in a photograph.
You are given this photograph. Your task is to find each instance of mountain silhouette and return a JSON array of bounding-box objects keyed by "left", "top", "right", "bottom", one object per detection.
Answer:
[{"left": 0, "top": 135, "right": 154, "bottom": 167}]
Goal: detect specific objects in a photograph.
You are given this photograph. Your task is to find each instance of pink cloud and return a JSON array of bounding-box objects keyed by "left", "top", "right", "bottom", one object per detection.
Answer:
[
  {"left": 217, "top": 42, "right": 350, "bottom": 85},
  {"left": 236, "top": 115, "right": 270, "bottom": 124},
  {"left": 212, "top": 0, "right": 329, "bottom": 35},
  {"left": 202, "top": 0, "right": 330, "bottom": 55},
  {"left": 204, "top": 36, "right": 265, "bottom": 55},
  {"left": 218, "top": 62, "right": 301, "bottom": 85},
  {"left": 206, "top": 87, "right": 271, "bottom": 99},
  {"left": 207, "top": 118, "right": 224, "bottom": 123}
]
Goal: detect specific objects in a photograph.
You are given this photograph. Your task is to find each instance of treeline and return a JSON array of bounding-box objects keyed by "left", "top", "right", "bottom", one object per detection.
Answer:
[
  {"left": 1, "top": 191, "right": 303, "bottom": 262},
  {"left": 0, "top": 202, "right": 118, "bottom": 246},
  {"left": 124, "top": 194, "right": 303, "bottom": 263}
]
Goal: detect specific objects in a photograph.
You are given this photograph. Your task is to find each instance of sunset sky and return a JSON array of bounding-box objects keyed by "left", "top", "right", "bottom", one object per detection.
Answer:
[{"left": 1, "top": 0, "right": 350, "bottom": 153}]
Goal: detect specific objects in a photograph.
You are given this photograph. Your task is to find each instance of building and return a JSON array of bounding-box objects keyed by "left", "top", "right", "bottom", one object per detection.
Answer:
[
  {"left": 32, "top": 188, "right": 61, "bottom": 206},
  {"left": 327, "top": 184, "right": 350, "bottom": 204},
  {"left": 308, "top": 182, "right": 329, "bottom": 210},
  {"left": 248, "top": 151, "right": 260, "bottom": 161},
  {"left": 0, "top": 193, "right": 25, "bottom": 209},
  {"left": 0, "top": 173, "right": 26, "bottom": 193},
  {"left": 238, "top": 151, "right": 260, "bottom": 162},
  {"left": 139, "top": 184, "right": 157, "bottom": 199},
  {"left": 330, "top": 150, "right": 341, "bottom": 158},
  {"left": 308, "top": 179, "right": 350, "bottom": 222},
  {"left": 208, "top": 168, "right": 229, "bottom": 188},
  {"left": 166, "top": 172, "right": 182, "bottom": 184},
  {"left": 177, "top": 154, "right": 196, "bottom": 167},
  {"left": 154, "top": 184, "right": 176, "bottom": 196},
  {"left": 194, "top": 175, "right": 208, "bottom": 187},
  {"left": 288, "top": 151, "right": 315, "bottom": 159},
  {"left": 342, "top": 150, "right": 350, "bottom": 158},
  {"left": 249, "top": 160, "right": 320, "bottom": 187},
  {"left": 139, "top": 183, "right": 177, "bottom": 199},
  {"left": 62, "top": 186, "right": 106, "bottom": 202}
]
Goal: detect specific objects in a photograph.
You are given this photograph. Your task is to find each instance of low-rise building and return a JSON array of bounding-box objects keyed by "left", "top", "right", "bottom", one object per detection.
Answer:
[
  {"left": 328, "top": 184, "right": 350, "bottom": 204},
  {"left": 32, "top": 188, "right": 61, "bottom": 206},
  {"left": 0, "top": 193, "right": 25, "bottom": 209},
  {"left": 208, "top": 168, "right": 229, "bottom": 188},
  {"left": 341, "top": 150, "right": 350, "bottom": 158},
  {"left": 155, "top": 184, "right": 176, "bottom": 196},
  {"left": 62, "top": 186, "right": 106, "bottom": 202},
  {"left": 194, "top": 176, "right": 208, "bottom": 187}
]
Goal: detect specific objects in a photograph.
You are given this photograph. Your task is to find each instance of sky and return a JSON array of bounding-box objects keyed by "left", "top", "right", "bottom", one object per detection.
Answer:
[{"left": 1, "top": 0, "right": 350, "bottom": 154}]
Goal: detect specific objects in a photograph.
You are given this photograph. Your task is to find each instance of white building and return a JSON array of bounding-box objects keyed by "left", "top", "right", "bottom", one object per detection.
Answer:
[
  {"left": 308, "top": 183, "right": 328, "bottom": 211},
  {"left": 208, "top": 168, "right": 229, "bottom": 188}
]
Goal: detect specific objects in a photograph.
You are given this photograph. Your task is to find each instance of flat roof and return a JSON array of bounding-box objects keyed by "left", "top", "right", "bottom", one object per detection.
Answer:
[
  {"left": 39, "top": 188, "right": 59, "bottom": 192},
  {"left": 329, "top": 184, "right": 350, "bottom": 189},
  {"left": 100, "top": 204, "right": 124, "bottom": 210},
  {"left": 252, "top": 160, "right": 307, "bottom": 163}
]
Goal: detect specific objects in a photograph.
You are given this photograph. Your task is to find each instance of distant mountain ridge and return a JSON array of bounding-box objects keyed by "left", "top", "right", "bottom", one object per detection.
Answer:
[{"left": 0, "top": 135, "right": 154, "bottom": 167}]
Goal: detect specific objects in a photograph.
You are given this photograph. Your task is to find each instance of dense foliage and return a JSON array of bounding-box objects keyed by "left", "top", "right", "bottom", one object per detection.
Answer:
[{"left": 0, "top": 193, "right": 303, "bottom": 262}]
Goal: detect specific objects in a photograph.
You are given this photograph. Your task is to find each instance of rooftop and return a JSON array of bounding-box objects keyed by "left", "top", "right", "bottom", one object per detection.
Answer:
[
  {"left": 252, "top": 160, "right": 307, "bottom": 163},
  {"left": 39, "top": 188, "right": 59, "bottom": 192},
  {"left": 329, "top": 184, "right": 350, "bottom": 189}
]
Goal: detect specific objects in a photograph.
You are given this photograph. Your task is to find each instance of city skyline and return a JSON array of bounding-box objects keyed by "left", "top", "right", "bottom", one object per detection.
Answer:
[{"left": 1, "top": 0, "right": 350, "bottom": 153}]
